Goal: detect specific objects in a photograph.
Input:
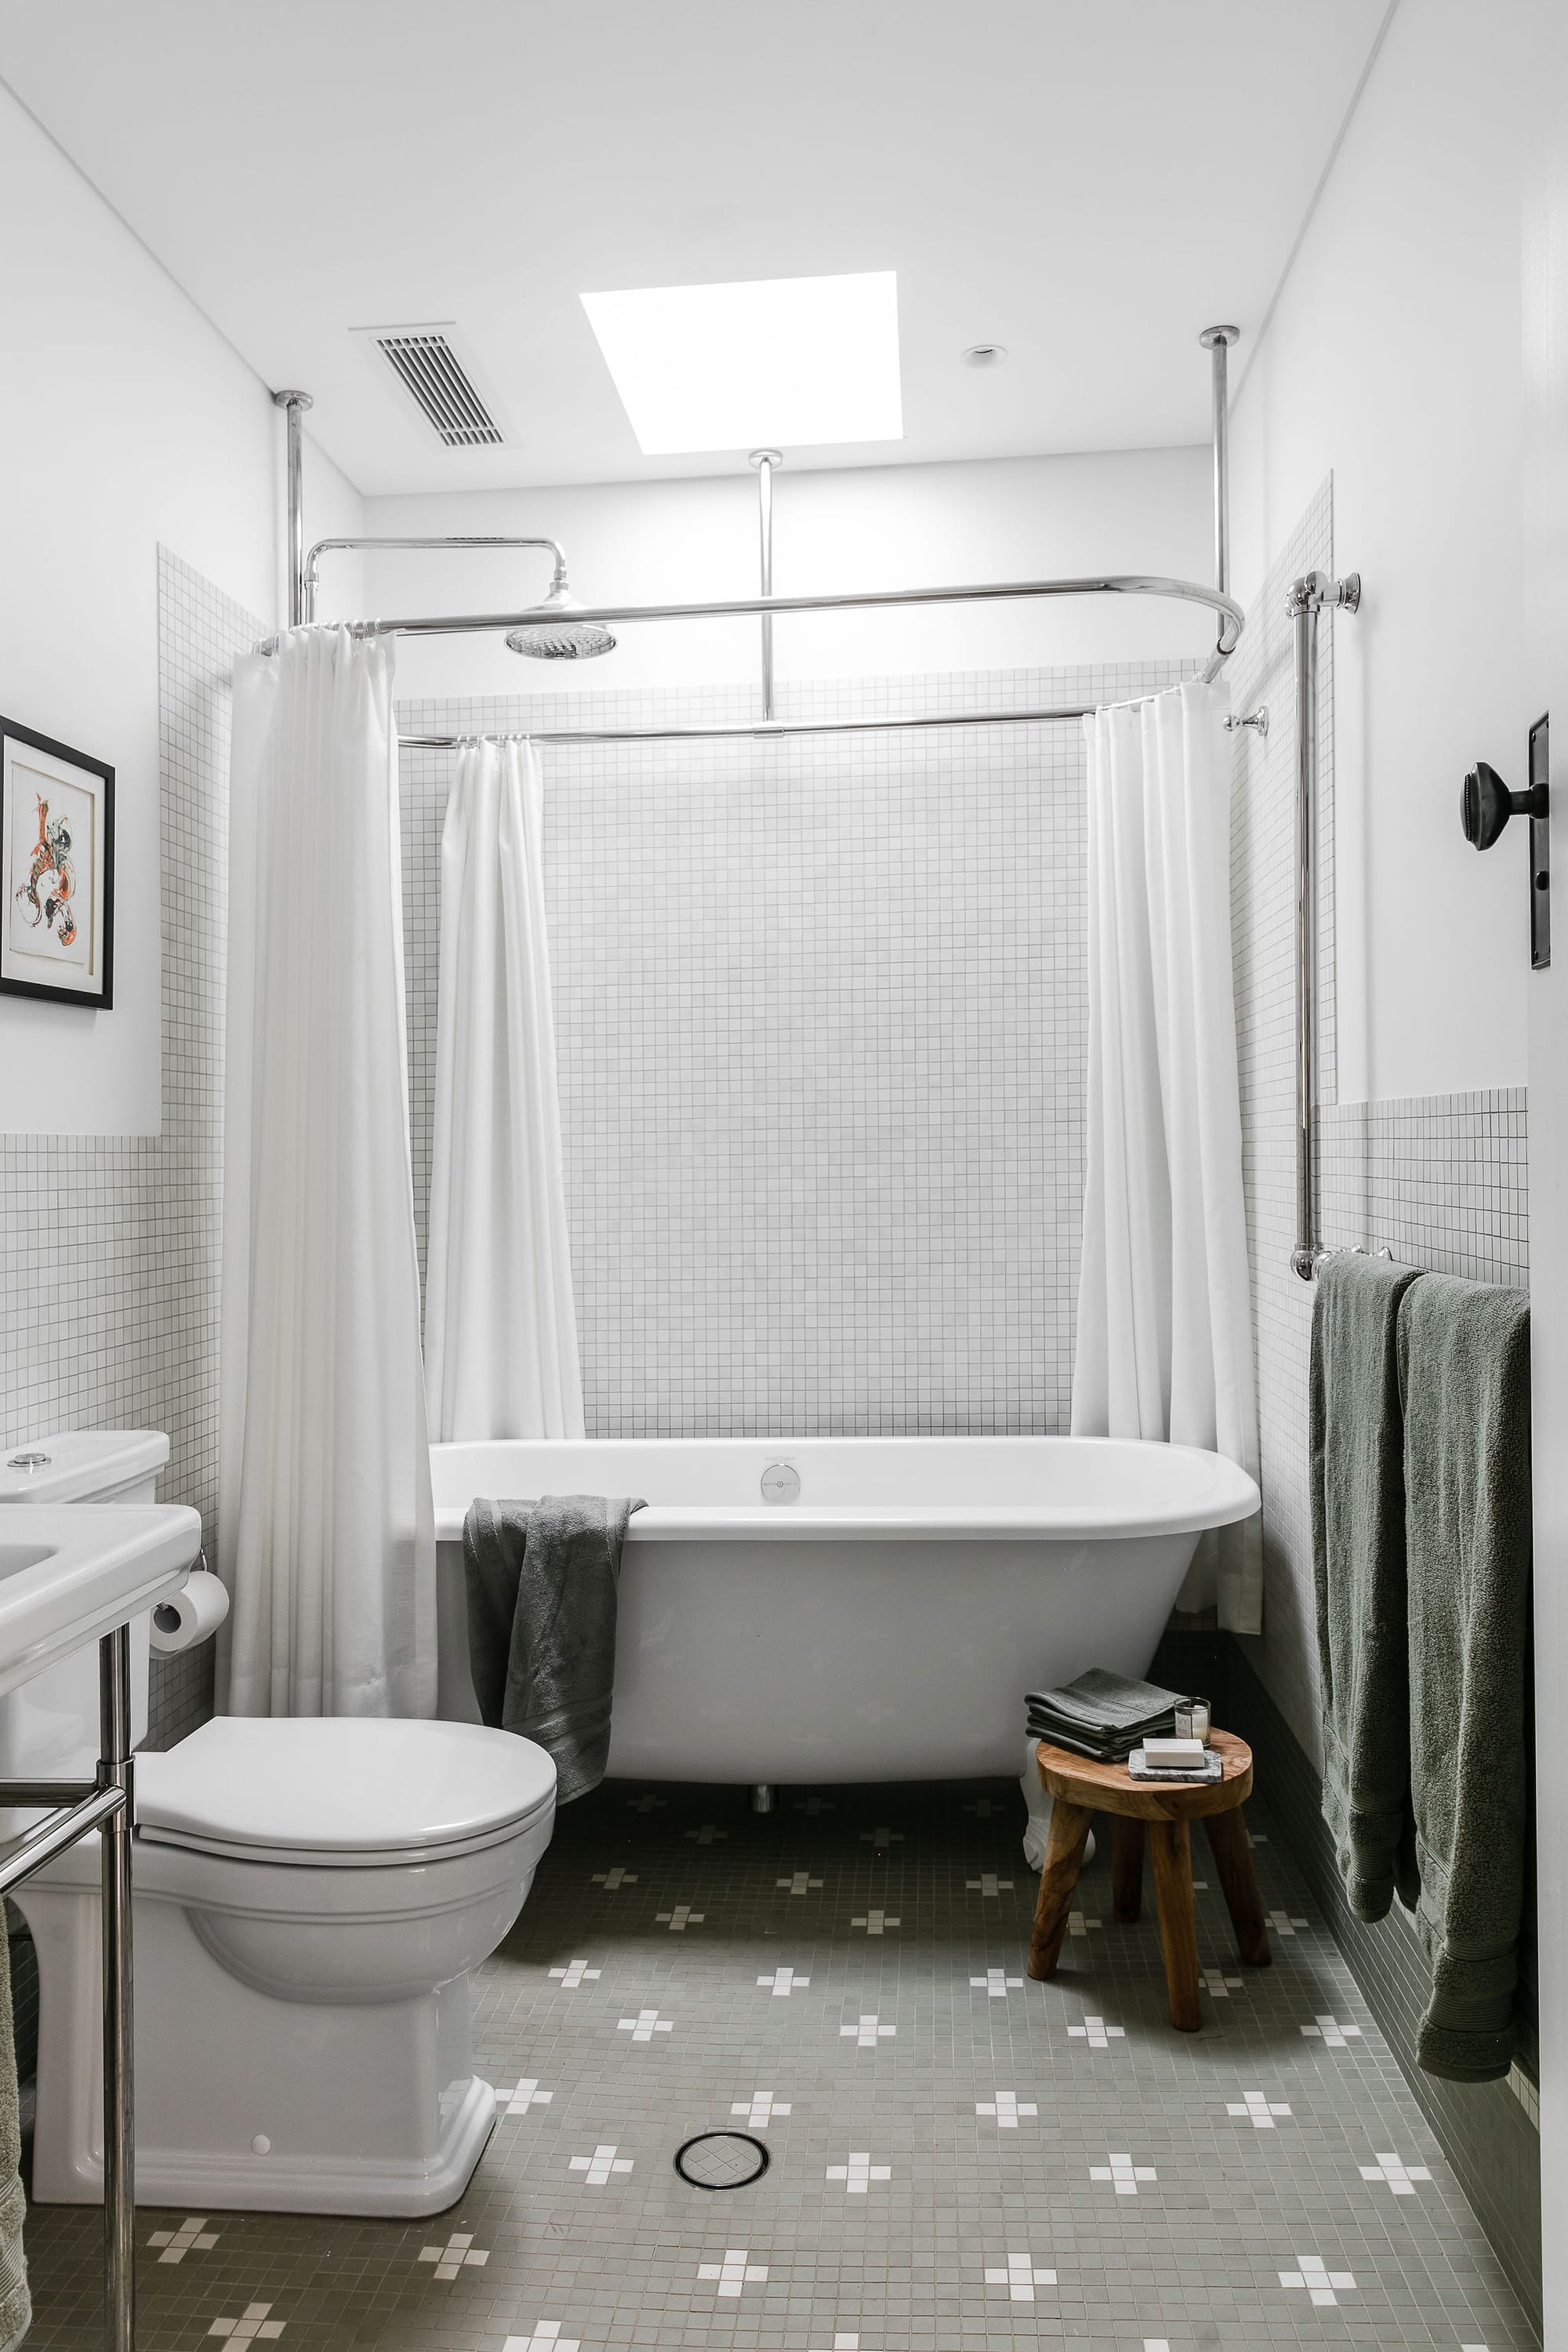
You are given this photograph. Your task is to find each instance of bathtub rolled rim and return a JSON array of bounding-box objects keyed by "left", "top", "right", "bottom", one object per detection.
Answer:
[{"left": 431, "top": 1439, "right": 1261, "bottom": 1547}]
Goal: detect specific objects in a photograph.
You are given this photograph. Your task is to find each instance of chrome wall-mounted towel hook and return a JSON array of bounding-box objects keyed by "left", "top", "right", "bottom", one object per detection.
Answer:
[{"left": 1225, "top": 705, "right": 1269, "bottom": 736}]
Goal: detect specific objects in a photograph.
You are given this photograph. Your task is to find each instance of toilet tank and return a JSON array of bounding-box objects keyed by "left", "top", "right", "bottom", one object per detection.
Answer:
[{"left": 0, "top": 1432, "right": 169, "bottom": 1784}]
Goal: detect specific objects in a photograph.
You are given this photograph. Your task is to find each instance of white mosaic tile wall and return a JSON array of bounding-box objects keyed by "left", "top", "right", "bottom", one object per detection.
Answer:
[
  {"left": 398, "top": 660, "right": 1188, "bottom": 1439},
  {"left": 0, "top": 550, "right": 257, "bottom": 1748},
  {"left": 1228, "top": 480, "right": 1530, "bottom": 1759}
]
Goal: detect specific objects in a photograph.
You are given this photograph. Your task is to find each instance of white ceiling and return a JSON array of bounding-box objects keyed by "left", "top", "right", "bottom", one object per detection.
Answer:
[{"left": 2, "top": 1, "right": 1385, "bottom": 495}]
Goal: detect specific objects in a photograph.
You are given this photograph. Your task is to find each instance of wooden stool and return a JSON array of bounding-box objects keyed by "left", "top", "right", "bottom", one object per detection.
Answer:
[{"left": 1026, "top": 1727, "right": 1269, "bottom": 2031}]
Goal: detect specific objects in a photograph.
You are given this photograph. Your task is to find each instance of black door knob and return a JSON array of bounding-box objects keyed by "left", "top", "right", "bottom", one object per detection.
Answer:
[{"left": 1461, "top": 759, "right": 1547, "bottom": 850}]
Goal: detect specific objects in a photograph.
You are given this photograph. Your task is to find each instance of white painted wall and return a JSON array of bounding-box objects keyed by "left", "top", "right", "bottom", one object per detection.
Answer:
[
  {"left": 1228, "top": 0, "right": 1529, "bottom": 1105},
  {"left": 355, "top": 445, "right": 1215, "bottom": 703},
  {"left": 0, "top": 83, "right": 361, "bottom": 1136}
]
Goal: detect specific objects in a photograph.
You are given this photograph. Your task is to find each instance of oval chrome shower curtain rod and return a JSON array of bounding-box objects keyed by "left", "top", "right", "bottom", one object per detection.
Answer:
[{"left": 261, "top": 327, "right": 1247, "bottom": 744}]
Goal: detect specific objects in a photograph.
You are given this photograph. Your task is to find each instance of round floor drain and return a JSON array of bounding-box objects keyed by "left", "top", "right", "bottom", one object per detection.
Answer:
[{"left": 673, "top": 2130, "right": 770, "bottom": 2190}]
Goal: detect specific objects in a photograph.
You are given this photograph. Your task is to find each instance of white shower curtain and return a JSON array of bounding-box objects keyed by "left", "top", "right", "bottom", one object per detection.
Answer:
[
  {"left": 424, "top": 738, "right": 584, "bottom": 1441},
  {"left": 218, "top": 628, "right": 436, "bottom": 1718},
  {"left": 1071, "top": 678, "right": 1262, "bottom": 1632}
]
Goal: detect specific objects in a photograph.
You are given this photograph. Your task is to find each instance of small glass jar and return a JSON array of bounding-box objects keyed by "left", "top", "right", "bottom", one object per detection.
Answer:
[{"left": 1174, "top": 1696, "right": 1212, "bottom": 1745}]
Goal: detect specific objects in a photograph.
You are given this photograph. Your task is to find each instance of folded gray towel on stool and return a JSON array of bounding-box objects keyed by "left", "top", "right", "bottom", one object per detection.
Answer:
[
  {"left": 1025, "top": 1668, "right": 1183, "bottom": 1761},
  {"left": 0, "top": 1922, "right": 30, "bottom": 2352},
  {"left": 1399, "top": 1272, "right": 1532, "bottom": 2082},
  {"left": 1311, "top": 1251, "right": 1425, "bottom": 1922},
  {"left": 463, "top": 1494, "right": 644, "bottom": 1802}
]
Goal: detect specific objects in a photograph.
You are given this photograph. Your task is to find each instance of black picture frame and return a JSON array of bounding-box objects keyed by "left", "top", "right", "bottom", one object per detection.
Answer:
[{"left": 0, "top": 715, "right": 115, "bottom": 1010}]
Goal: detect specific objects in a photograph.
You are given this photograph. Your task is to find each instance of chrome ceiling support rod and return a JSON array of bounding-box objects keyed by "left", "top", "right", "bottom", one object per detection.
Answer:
[
  {"left": 749, "top": 449, "right": 782, "bottom": 720},
  {"left": 1199, "top": 325, "right": 1240, "bottom": 600},
  {"left": 273, "top": 390, "right": 314, "bottom": 629}
]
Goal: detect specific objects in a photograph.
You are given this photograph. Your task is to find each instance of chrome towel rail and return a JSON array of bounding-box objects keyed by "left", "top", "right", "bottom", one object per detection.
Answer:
[{"left": 1288, "top": 569, "right": 1361, "bottom": 1281}]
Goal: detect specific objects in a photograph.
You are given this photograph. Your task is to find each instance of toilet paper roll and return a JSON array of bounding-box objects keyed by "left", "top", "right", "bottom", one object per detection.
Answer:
[{"left": 150, "top": 1570, "right": 229, "bottom": 1655}]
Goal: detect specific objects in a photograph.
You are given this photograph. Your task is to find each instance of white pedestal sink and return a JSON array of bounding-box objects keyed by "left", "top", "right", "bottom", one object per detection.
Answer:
[
  {"left": 0, "top": 1505, "right": 200, "bottom": 1697},
  {"left": 0, "top": 1500, "right": 201, "bottom": 2352}
]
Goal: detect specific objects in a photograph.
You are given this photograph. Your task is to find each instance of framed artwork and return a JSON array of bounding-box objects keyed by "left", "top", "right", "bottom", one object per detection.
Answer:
[{"left": 0, "top": 717, "right": 114, "bottom": 1009}]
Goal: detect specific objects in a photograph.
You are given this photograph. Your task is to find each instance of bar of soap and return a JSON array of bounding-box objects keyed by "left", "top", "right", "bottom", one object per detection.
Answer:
[{"left": 1142, "top": 1737, "right": 1208, "bottom": 1767}]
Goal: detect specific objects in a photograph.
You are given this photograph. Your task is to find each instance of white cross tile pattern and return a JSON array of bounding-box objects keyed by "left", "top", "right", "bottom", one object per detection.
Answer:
[
  {"left": 758, "top": 1966, "right": 809, "bottom": 1995},
  {"left": 617, "top": 2010, "right": 673, "bottom": 2044},
  {"left": 971, "top": 1969, "right": 1023, "bottom": 1997},
  {"left": 1268, "top": 1909, "right": 1310, "bottom": 1936},
  {"left": 1301, "top": 2014, "right": 1363, "bottom": 2047},
  {"left": 1280, "top": 2256, "right": 1356, "bottom": 2307},
  {"left": 496, "top": 2079, "right": 554, "bottom": 2115},
  {"left": 826, "top": 2152, "right": 891, "bottom": 2194},
  {"left": 1229, "top": 2090, "right": 1291, "bottom": 2129},
  {"left": 697, "top": 2250, "right": 768, "bottom": 2297},
  {"left": 685, "top": 1824, "right": 728, "bottom": 1843},
  {"left": 419, "top": 2232, "right": 488, "bottom": 2281},
  {"left": 505, "top": 2328, "right": 580, "bottom": 2352},
  {"left": 858, "top": 1826, "right": 904, "bottom": 1844},
  {"left": 984, "top": 2252, "right": 1058, "bottom": 2302},
  {"left": 591, "top": 1867, "right": 637, "bottom": 1889},
  {"left": 841, "top": 2014, "right": 896, "bottom": 2047},
  {"left": 1091, "top": 2153, "right": 1156, "bottom": 2194},
  {"left": 1068, "top": 1909, "right": 1101, "bottom": 1936},
  {"left": 808, "top": 2336, "right": 859, "bottom": 2350},
  {"left": 850, "top": 1910, "right": 899, "bottom": 1935},
  {"left": 1359, "top": 2152, "right": 1432, "bottom": 2194},
  {"left": 209, "top": 2306, "right": 284, "bottom": 2344},
  {"left": 625, "top": 1795, "right": 666, "bottom": 1814},
  {"left": 1067, "top": 2016, "right": 1124, "bottom": 2049},
  {"left": 778, "top": 1872, "right": 823, "bottom": 1894},
  {"left": 549, "top": 1959, "right": 601, "bottom": 1990},
  {"left": 1203, "top": 1969, "right": 1246, "bottom": 1998},
  {"left": 976, "top": 2092, "right": 1038, "bottom": 2128},
  {"left": 732, "top": 2090, "right": 791, "bottom": 2129},
  {"left": 967, "top": 1873, "right": 1014, "bottom": 1895},
  {"left": 569, "top": 2144, "right": 633, "bottom": 2186},
  {"left": 655, "top": 1905, "right": 704, "bottom": 1931},
  {"left": 963, "top": 1798, "right": 1004, "bottom": 1817},
  {"left": 148, "top": 2217, "right": 217, "bottom": 2264}
]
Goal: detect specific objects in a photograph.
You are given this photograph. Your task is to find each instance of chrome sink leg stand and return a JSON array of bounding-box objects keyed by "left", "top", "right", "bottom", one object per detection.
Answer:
[
  {"left": 98, "top": 1626, "right": 135, "bottom": 2352},
  {"left": 0, "top": 1640, "right": 136, "bottom": 2352}
]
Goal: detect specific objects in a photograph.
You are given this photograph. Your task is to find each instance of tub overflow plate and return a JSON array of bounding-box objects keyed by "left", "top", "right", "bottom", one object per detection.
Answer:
[{"left": 760, "top": 1461, "right": 800, "bottom": 1504}]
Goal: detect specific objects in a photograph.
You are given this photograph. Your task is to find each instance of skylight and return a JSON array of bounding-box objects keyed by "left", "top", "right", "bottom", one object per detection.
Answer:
[{"left": 580, "top": 271, "right": 903, "bottom": 456}]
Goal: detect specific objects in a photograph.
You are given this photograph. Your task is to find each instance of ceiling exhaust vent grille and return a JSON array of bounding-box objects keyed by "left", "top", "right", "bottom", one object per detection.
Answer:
[{"left": 355, "top": 324, "right": 507, "bottom": 448}]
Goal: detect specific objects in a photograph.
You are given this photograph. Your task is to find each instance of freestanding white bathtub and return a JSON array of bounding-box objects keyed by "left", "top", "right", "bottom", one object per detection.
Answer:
[{"left": 430, "top": 1436, "right": 1259, "bottom": 1785}]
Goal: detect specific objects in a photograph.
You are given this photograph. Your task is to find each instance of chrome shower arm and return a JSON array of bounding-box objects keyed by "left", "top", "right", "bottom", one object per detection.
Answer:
[{"left": 302, "top": 533, "right": 568, "bottom": 624}]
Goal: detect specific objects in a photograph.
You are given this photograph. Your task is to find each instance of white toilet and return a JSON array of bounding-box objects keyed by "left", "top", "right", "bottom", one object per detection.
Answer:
[{"left": 0, "top": 1431, "right": 557, "bottom": 2217}]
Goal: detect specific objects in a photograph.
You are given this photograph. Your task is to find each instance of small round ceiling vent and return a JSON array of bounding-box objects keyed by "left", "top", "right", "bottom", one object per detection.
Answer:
[{"left": 961, "top": 343, "right": 1009, "bottom": 368}]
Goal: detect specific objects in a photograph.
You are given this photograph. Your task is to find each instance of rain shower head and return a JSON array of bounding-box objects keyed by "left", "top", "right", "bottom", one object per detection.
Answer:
[{"left": 506, "top": 576, "right": 617, "bottom": 660}]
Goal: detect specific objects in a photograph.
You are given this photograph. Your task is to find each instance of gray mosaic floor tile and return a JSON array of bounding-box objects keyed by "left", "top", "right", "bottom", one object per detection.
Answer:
[{"left": 21, "top": 1779, "right": 1537, "bottom": 2350}]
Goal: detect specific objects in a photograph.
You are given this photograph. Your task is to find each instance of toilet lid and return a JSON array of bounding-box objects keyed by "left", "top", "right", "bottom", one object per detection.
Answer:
[{"left": 136, "top": 1717, "right": 557, "bottom": 1865}]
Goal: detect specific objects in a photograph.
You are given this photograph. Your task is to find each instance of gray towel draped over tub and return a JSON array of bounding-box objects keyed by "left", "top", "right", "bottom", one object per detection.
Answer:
[
  {"left": 0, "top": 1920, "right": 30, "bottom": 2352},
  {"left": 463, "top": 1494, "right": 644, "bottom": 1802},
  {"left": 1311, "top": 1255, "right": 1533, "bottom": 2083}
]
